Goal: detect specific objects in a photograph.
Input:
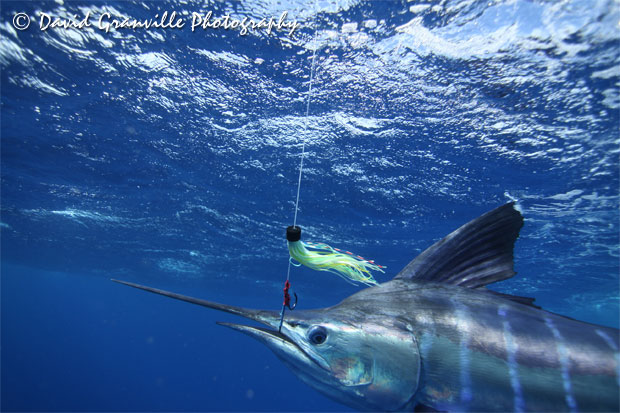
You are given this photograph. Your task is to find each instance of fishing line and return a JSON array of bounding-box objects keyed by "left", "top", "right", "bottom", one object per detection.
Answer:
[
  {"left": 278, "top": 12, "right": 319, "bottom": 332},
  {"left": 278, "top": 7, "right": 386, "bottom": 332}
]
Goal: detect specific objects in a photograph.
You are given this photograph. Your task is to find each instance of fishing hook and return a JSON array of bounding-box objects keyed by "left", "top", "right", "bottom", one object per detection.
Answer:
[{"left": 288, "top": 292, "right": 298, "bottom": 310}]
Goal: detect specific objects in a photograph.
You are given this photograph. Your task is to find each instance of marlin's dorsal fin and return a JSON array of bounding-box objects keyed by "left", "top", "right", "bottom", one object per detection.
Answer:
[{"left": 394, "top": 203, "right": 523, "bottom": 288}]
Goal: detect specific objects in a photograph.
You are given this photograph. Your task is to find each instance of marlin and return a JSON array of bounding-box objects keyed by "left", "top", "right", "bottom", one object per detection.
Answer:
[{"left": 113, "top": 203, "right": 619, "bottom": 411}]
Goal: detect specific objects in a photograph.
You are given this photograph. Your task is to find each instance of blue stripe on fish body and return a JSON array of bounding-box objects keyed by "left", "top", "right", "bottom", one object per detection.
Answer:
[
  {"left": 544, "top": 316, "right": 578, "bottom": 413},
  {"left": 451, "top": 299, "right": 473, "bottom": 405},
  {"left": 498, "top": 305, "right": 525, "bottom": 413},
  {"left": 594, "top": 329, "right": 620, "bottom": 387}
]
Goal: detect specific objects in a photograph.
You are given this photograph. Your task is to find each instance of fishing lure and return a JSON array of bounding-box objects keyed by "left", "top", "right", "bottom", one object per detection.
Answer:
[{"left": 286, "top": 226, "right": 385, "bottom": 286}]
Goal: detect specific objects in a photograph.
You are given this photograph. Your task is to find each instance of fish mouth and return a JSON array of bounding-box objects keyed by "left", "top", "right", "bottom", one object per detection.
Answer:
[
  {"left": 217, "top": 322, "right": 328, "bottom": 372},
  {"left": 216, "top": 322, "right": 298, "bottom": 346},
  {"left": 112, "top": 279, "right": 321, "bottom": 368}
]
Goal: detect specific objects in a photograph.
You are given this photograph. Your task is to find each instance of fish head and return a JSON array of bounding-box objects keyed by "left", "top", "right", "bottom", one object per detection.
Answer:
[
  {"left": 112, "top": 280, "right": 421, "bottom": 411},
  {"left": 221, "top": 307, "right": 421, "bottom": 411}
]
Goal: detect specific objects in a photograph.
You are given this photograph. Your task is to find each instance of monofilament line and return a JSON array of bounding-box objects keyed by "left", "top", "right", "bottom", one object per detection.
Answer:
[
  {"left": 279, "top": 11, "right": 319, "bottom": 332},
  {"left": 287, "top": 18, "right": 318, "bottom": 283},
  {"left": 292, "top": 25, "right": 318, "bottom": 229}
]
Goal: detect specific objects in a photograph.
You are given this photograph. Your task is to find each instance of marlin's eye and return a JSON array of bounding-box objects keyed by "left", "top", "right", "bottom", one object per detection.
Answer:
[{"left": 308, "top": 326, "right": 327, "bottom": 345}]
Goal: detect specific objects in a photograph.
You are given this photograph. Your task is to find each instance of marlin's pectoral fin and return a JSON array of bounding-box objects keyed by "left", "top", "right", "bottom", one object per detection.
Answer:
[{"left": 332, "top": 356, "right": 374, "bottom": 387}]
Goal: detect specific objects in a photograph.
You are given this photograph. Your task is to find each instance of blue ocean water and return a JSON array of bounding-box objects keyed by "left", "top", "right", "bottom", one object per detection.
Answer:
[{"left": 1, "top": 0, "right": 618, "bottom": 411}]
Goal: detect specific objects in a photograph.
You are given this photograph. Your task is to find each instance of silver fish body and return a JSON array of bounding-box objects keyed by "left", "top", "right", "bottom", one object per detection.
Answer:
[{"left": 336, "top": 280, "right": 619, "bottom": 411}]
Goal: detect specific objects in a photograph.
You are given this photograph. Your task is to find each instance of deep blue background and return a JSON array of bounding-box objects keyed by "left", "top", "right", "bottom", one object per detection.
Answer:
[{"left": 1, "top": 0, "right": 619, "bottom": 411}]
